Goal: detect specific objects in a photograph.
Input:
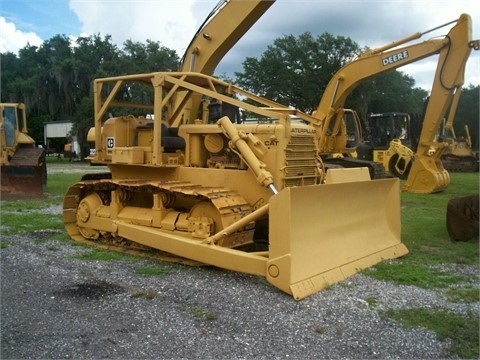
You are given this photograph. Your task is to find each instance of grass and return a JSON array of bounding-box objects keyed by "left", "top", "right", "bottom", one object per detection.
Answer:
[
  {"left": 179, "top": 305, "right": 217, "bottom": 320},
  {"left": 134, "top": 265, "right": 175, "bottom": 278},
  {"left": 365, "top": 172, "right": 479, "bottom": 284},
  {"left": 131, "top": 289, "right": 158, "bottom": 300},
  {"left": 71, "top": 248, "right": 135, "bottom": 262},
  {"left": 365, "top": 172, "right": 479, "bottom": 358},
  {"left": 366, "top": 262, "right": 469, "bottom": 289},
  {"left": 399, "top": 172, "right": 479, "bottom": 266},
  {"left": 381, "top": 308, "right": 479, "bottom": 359},
  {"left": 445, "top": 287, "right": 479, "bottom": 303},
  {"left": 1, "top": 163, "right": 478, "bottom": 357}
]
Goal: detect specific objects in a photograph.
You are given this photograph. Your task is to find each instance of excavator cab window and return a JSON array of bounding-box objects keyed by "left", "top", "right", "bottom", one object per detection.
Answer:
[
  {"left": 343, "top": 110, "right": 361, "bottom": 150},
  {"left": 3, "top": 107, "right": 17, "bottom": 148},
  {"left": 366, "top": 113, "right": 411, "bottom": 149}
]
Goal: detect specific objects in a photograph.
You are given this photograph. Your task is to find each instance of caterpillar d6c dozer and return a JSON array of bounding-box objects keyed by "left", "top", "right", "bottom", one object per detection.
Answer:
[
  {"left": 1, "top": 103, "right": 46, "bottom": 199},
  {"left": 63, "top": 72, "right": 408, "bottom": 300}
]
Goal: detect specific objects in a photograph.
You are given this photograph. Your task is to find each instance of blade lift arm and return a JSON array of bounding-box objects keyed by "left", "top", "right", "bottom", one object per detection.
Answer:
[{"left": 217, "top": 115, "right": 278, "bottom": 195}]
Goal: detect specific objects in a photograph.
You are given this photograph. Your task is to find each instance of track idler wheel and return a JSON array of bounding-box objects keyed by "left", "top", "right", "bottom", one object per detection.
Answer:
[{"left": 76, "top": 193, "right": 103, "bottom": 240}]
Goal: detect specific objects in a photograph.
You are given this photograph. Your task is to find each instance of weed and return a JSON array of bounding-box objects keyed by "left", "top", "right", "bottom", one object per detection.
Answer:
[
  {"left": 381, "top": 308, "right": 479, "bottom": 358},
  {"left": 323, "top": 283, "right": 334, "bottom": 290},
  {"left": 131, "top": 289, "right": 157, "bottom": 300},
  {"left": 205, "top": 310, "right": 217, "bottom": 320},
  {"left": 314, "top": 325, "right": 327, "bottom": 334},
  {"left": 134, "top": 265, "right": 174, "bottom": 278},
  {"left": 0, "top": 241, "right": 11, "bottom": 249},
  {"left": 365, "top": 296, "right": 378, "bottom": 308},
  {"left": 338, "top": 281, "right": 354, "bottom": 289},
  {"left": 180, "top": 305, "right": 217, "bottom": 320},
  {"left": 72, "top": 249, "right": 133, "bottom": 261}
]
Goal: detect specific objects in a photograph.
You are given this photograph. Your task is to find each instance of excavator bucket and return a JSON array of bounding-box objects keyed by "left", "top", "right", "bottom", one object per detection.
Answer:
[
  {"left": 0, "top": 147, "right": 47, "bottom": 199},
  {"left": 266, "top": 177, "right": 408, "bottom": 300}
]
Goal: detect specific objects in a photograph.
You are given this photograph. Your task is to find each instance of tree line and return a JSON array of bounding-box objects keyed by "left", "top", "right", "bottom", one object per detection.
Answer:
[{"left": 1, "top": 32, "right": 478, "bottom": 156}]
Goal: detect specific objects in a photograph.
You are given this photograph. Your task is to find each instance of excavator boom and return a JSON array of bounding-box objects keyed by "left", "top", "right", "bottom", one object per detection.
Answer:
[
  {"left": 180, "top": 0, "right": 274, "bottom": 75},
  {"left": 171, "top": 0, "right": 274, "bottom": 126}
]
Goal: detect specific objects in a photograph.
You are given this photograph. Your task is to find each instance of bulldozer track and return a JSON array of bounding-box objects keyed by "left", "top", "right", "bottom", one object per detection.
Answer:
[{"left": 63, "top": 175, "right": 254, "bottom": 264}]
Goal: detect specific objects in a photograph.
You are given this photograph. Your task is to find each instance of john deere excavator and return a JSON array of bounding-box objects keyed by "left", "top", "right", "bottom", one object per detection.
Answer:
[
  {"left": 1, "top": 103, "right": 46, "bottom": 198},
  {"left": 324, "top": 14, "right": 479, "bottom": 192}
]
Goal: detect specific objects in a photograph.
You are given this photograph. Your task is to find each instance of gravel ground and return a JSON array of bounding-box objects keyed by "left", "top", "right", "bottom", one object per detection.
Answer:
[{"left": 1, "top": 166, "right": 478, "bottom": 359}]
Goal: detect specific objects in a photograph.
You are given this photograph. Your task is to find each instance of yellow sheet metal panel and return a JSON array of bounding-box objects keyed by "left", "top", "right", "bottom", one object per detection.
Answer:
[
  {"left": 267, "top": 178, "right": 407, "bottom": 300},
  {"left": 325, "top": 167, "right": 371, "bottom": 184}
]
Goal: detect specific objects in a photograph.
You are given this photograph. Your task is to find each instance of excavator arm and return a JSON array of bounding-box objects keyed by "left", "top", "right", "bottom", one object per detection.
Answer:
[
  {"left": 170, "top": 0, "right": 275, "bottom": 126},
  {"left": 180, "top": 0, "right": 274, "bottom": 75}
]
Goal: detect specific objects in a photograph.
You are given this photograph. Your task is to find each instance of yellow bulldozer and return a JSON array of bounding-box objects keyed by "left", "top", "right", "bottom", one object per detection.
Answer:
[
  {"left": 62, "top": 0, "right": 478, "bottom": 298},
  {"left": 63, "top": 72, "right": 408, "bottom": 300},
  {"left": 440, "top": 124, "right": 479, "bottom": 172},
  {"left": 0, "top": 103, "right": 47, "bottom": 198}
]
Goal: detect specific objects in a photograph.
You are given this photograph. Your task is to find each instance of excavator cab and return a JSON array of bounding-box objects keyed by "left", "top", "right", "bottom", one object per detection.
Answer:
[{"left": 357, "top": 113, "right": 415, "bottom": 179}]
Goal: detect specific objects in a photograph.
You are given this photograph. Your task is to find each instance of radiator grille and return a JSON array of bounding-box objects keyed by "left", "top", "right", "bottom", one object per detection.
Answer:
[{"left": 282, "top": 133, "right": 320, "bottom": 187}]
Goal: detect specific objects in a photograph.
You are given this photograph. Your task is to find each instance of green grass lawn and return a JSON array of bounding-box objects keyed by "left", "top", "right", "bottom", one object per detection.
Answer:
[{"left": 370, "top": 172, "right": 479, "bottom": 359}]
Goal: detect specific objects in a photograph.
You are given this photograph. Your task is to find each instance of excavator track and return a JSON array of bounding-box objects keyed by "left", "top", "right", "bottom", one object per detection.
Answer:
[
  {"left": 63, "top": 176, "right": 255, "bottom": 265},
  {"left": 441, "top": 155, "right": 479, "bottom": 172}
]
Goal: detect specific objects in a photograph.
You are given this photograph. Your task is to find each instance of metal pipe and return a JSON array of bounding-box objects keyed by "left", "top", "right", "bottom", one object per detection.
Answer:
[{"left": 205, "top": 203, "right": 270, "bottom": 245}]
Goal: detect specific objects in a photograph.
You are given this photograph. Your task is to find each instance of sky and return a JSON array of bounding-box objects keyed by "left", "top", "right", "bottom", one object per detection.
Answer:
[{"left": 1, "top": 0, "right": 479, "bottom": 92}]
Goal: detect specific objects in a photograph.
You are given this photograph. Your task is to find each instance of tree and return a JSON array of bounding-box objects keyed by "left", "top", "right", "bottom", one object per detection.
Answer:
[
  {"left": 120, "top": 39, "right": 179, "bottom": 74},
  {"left": 235, "top": 32, "right": 361, "bottom": 113},
  {"left": 348, "top": 71, "right": 429, "bottom": 120},
  {"left": 1, "top": 34, "right": 182, "bottom": 155},
  {"left": 235, "top": 32, "right": 431, "bottom": 118},
  {"left": 455, "top": 84, "right": 479, "bottom": 149},
  {"left": 73, "top": 34, "right": 120, "bottom": 98}
]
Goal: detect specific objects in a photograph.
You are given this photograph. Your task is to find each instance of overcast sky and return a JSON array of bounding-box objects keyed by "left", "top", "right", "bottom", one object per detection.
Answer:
[{"left": 1, "top": 0, "right": 479, "bottom": 91}]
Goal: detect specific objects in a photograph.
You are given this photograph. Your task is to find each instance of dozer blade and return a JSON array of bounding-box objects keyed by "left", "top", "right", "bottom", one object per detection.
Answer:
[
  {"left": 266, "top": 178, "right": 408, "bottom": 300},
  {"left": 1, "top": 147, "right": 47, "bottom": 199}
]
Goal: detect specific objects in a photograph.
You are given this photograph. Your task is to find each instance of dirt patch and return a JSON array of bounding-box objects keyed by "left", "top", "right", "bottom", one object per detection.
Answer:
[{"left": 55, "top": 280, "right": 126, "bottom": 300}]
